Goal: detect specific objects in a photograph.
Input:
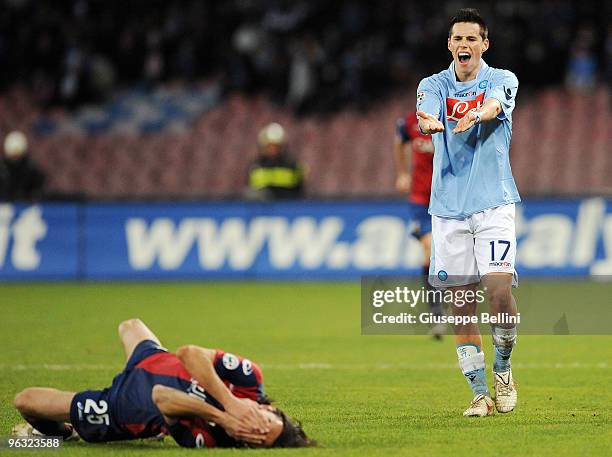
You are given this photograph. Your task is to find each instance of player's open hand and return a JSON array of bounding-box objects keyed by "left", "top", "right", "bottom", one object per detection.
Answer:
[
  {"left": 416, "top": 111, "right": 444, "bottom": 134},
  {"left": 395, "top": 173, "right": 411, "bottom": 193},
  {"left": 219, "top": 412, "right": 268, "bottom": 445},
  {"left": 225, "top": 397, "right": 270, "bottom": 435},
  {"left": 452, "top": 110, "right": 478, "bottom": 134}
]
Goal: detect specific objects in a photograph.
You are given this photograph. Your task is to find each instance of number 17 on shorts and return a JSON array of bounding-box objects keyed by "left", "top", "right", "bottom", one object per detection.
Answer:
[{"left": 430, "top": 203, "right": 517, "bottom": 287}]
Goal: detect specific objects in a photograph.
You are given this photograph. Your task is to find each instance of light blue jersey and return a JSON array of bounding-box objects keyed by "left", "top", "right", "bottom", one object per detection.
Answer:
[{"left": 416, "top": 59, "right": 520, "bottom": 218}]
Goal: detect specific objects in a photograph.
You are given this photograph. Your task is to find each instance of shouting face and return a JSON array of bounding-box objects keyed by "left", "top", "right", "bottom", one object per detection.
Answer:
[{"left": 448, "top": 22, "right": 489, "bottom": 80}]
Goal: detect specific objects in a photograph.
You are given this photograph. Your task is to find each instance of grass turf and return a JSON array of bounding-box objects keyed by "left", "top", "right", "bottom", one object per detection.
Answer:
[{"left": 0, "top": 282, "right": 610, "bottom": 456}]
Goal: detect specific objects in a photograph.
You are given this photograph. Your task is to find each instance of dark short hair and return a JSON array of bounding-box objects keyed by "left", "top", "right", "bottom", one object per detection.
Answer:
[
  {"left": 449, "top": 8, "right": 488, "bottom": 40},
  {"left": 271, "top": 408, "right": 315, "bottom": 448}
]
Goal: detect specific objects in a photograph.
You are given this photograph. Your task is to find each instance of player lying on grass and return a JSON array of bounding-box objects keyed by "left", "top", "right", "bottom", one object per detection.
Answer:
[{"left": 13, "top": 319, "right": 312, "bottom": 448}]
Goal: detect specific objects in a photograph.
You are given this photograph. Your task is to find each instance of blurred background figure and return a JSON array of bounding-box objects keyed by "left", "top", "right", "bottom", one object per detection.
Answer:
[
  {"left": 245, "top": 123, "right": 305, "bottom": 201},
  {"left": 394, "top": 112, "right": 444, "bottom": 338},
  {"left": 0, "top": 131, "right": 45, "bottom": 201},
  {"left": 565, "top": 26, "right": 598, "bottom": 92}
]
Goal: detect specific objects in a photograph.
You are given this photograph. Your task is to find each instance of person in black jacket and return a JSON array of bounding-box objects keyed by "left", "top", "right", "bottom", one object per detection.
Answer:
[
  {"left": 1, "top": 131, "right": 46, "bottom": 201},
  {"left": 246, "top": 123, "right": 305, "bottom": 200}
]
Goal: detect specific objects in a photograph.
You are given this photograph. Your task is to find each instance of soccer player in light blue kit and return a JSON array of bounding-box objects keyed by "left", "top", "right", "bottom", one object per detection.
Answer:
[{"left": 416, "top": 9, "right": 519, "bottom": 417}]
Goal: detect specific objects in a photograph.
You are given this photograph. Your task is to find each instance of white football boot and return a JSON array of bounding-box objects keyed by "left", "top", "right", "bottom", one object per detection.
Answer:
[
  {"left": 463, "top": 394, "right": 495, "bottom": 417},
  {"left": 493, "top": 369, "right": 517, "bottom": 413},
  {"left": 12, "top": 422, "right": 80, "bottom": 441},
  {"left": 12, "top": 423, "right": 42, "bottom": 437}
]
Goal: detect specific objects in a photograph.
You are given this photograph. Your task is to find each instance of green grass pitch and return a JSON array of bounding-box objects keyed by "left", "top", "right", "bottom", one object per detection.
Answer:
[{"left": 0, "top": 282, "right": 610, "bottom": 456}]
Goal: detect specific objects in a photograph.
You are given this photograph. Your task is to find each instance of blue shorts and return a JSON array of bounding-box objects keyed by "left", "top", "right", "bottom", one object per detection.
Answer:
[
  {"left": 69, "top": 340, "right": 167, "bottom": 442},
  {"left": 410, "top": 203, "right": 432, "bottom": 239}
]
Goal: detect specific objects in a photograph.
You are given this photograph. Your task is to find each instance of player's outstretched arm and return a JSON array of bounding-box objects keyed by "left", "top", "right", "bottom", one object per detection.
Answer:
[
  {"left": 152, "top": 385, "right": 266, "bottom": 445},
  {"left": 176, "top": 345, "right": 269, "bottom": 434},
  {"left": 416, "top": 111, "right": 444, "bottom": 134},
  {"left": 452, "top": 98, "right": 502, "bottom": 134}
]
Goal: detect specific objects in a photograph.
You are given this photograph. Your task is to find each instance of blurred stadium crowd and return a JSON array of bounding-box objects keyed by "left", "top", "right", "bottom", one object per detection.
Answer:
[
  {"left": 1, "top": 0, "right": 609, "bottom": 111},
  {"left": 0, "top": 0, "right": 610, "bottom": 200}
]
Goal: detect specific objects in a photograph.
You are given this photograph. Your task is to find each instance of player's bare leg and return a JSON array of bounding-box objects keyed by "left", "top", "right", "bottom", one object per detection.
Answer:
[
  {"left": 13, "top": 388, "right": 78, "bottom": 439},
  {"left": 117, "top": 319, "right": 168, "bottom": 441},
  {"left": 421, "top": 233, "right": 444, "bottom": 339},
  {"left": 118, "top": 318, "right": 163, "bottom": 361},
  {"left": 450, "top": 284, "right": 494, "bottom": 417},
  {"left": 14, "top": 388, "right": 73, "bottom": 422},
  {"left": 482, "top": 273, "right": 518, "bottom": 413}
]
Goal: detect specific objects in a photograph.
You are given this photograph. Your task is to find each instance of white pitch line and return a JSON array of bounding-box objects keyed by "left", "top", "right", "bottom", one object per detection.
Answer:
[
  {"left": 266, "top": 362, "right": 609, "bottom": 370},
  {"left": 2, "top": 364, "right": 118, "bottom": 371},
  {"left": 0, "top": 362, "right": 607, "bottom": 371}
]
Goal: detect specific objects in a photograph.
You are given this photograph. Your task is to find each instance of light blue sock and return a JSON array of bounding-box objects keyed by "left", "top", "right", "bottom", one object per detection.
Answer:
[
  {"left": 457, "top": 344, "right": 489, "bottom": 396},
  {"left": 492, "top": 326, "right": 517, "bottom": 372}
]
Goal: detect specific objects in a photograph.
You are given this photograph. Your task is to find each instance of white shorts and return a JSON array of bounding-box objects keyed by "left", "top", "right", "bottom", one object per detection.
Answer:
[{"left": 429, "top": 204, "right": 518, "bottom": 287}]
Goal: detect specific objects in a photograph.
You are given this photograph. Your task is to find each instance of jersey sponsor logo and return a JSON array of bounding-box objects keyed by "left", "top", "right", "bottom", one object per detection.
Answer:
[
  {"left": 453, "top": 90, "right": 477, "bottom": 98},
  {"left": 222, "top": 353, "right": 240, "bottom": 370},
  {"left": 446, "top": 92, "right": 485, "bottom": 121}
]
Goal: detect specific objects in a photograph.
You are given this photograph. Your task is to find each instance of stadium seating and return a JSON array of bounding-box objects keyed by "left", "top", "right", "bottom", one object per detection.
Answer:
[{"left": 1, "top": 86, "right": 610, "bottom": 199}]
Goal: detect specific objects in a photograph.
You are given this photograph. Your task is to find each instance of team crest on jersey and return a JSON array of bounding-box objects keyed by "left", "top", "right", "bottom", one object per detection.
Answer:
[
  {"left": 446, "top": 92, "right": 485, "bottom": 121},
  {"left": 223, "top": 353, "right": 240, "bottom": 370}
]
